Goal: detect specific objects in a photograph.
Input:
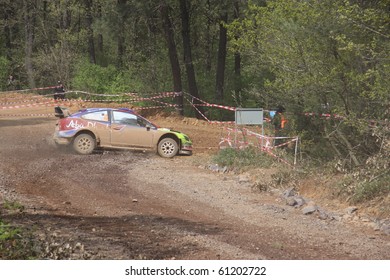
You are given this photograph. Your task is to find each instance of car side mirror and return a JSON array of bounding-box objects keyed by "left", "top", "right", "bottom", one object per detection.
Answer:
[{"left": 146, "top": 125, "right": 151, "bottom": 131}]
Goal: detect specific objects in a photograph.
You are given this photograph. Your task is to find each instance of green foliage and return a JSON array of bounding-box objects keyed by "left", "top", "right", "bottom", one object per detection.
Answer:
[
  {"left": 352, "top": 174, "right": 390, "bottom": 203},
  {"left": 227, "top": 0, "right": 389, "bottom": 169},
  {"left": 336, "top": 138, "right": 390, "bottom": 202},
  {"left": 0, "top": 200, "right": 39, "bottom": 259},
  {"left": 0, "top": 56, "right": 9, "bottom": 90},
  {"left": 0, "top": 220, "right": 20, "bottom": 241},
  {"left": 0, "top": 199, "right": 43, "bottom": 260},
  {"left": 213, "top": 147, "right": 275, "bottom": 171},
  {"left": 71, "top": 59, "right": 143, "bottom": 94},
  {"left": 2, "top": 200, "right": 24, "bottom": 211},
  {"left": 337, "top": 172, "right": 390, "bottom": 204},
  {"left": 0, "top": 219, "right": 39, "bottom": 259}
]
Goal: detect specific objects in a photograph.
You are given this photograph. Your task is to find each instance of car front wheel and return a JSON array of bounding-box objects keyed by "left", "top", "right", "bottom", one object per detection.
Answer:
[
  {"left": 158, "top": 138, "right": 178, "bottom": 158},
  {"left": 73, "top": 133, "right": 96, "bottom": 155}
]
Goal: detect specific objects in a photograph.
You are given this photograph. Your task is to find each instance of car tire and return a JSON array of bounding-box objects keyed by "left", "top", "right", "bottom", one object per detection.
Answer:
[
  {"left": 73, "top": 133, "right": 95, "bottom": 155},
  {"left": 157, "top": 138, "right": 178, "bottom": 158}
]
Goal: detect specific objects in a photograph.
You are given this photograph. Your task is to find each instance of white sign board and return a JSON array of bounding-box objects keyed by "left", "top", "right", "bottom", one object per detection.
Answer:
[{"left": 235, "top": 108, "right": 263, "bottom": 125}]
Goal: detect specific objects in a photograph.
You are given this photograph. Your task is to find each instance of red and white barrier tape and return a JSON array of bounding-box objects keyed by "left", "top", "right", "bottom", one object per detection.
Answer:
[
  {"left": 192, "top": 103, "right": 236, "bottom": 112},
  {"left": 219, "top": 126, "right": 299, "bottom": 166},
  {"left": 184, "top": 96, "right": 211, "bottom": 123},
  {"left": 0, "top": 85, "right": 58, "bottom": 94},
  {"left": 0, "top": 99, "right": 73, "bottom": 110},
  {"left": 0, "top": 113, "right": 55, "bottom": 118},
  {"left": 134, "top": 104, "right": 180, "bottom": 111}
]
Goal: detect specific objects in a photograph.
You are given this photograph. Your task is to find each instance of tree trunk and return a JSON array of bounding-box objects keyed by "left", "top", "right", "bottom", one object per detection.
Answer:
[
  {"left": 179, "top": 0, "right": 204, "bottom": 119},
  {"left": 116, "top": 0, "right": 127, "bottom": 69},
  {"left": 160, "top": 1, "right": 184, "bottom": 115},
  {"left": 84, "top": 0, "right": 96, "bottom": 64},
  {"left": 24, "top": 0, "right": 36, "bottom": 88},
  {"left": 3, "top": 9, "right": 12, "bottom": 60},
  {"left": 205, "top": 0, "right": 212, "bottom": 72},
  {"left": 43, "top": 0, "right": 48, "bottom": 21},
  {"left": 233, "top": 0, "right": 242, "bottom": 105},
  {"left": 97, "top": 3, "right": 104, "bottom": 54},
  {"left": 63, "top": 0, "right": 72, "bottom": 29},
  {"left": 215, "top": 11, "right": 228, "bottom": 101}
]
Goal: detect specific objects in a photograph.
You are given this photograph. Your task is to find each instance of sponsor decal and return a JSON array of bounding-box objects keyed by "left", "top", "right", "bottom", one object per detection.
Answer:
[{"left": 65, "top": 119, "right": 97, "bottom": 129}]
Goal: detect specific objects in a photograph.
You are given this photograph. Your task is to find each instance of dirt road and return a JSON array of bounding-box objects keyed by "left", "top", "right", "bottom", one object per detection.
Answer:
[{"left": 0, "top": 114, "right": 389, "bottom": 259}]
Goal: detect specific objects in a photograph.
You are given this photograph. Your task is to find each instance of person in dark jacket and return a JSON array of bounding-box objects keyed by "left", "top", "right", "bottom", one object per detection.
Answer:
[
  {"left": 7, "top": 75, "right": 16, "bottom": 90},
  {"left": 271, "top": 105, "right": 287, "bottom": 147},
  {"left": 54, "top": 81, "right": 65, "bottom": 100}
]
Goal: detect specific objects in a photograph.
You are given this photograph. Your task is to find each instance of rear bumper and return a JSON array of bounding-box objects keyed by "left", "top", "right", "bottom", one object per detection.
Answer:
[{"left": 53, "top": 132, "right": 72, "bottom": 145}]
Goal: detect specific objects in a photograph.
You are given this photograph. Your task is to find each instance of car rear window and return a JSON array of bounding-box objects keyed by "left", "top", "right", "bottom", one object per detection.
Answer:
[{"left": 82, "top": 111, "right": 109, "bottom": 122}]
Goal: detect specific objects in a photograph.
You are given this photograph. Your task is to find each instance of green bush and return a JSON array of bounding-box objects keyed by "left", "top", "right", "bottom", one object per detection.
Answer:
[
  {"left": 3, "top": 200, "right": 24, "bottom": 211},
  {"left": 336, "top": 138, "right": 390, "bottom": 203},
  {"left": 352, "top": 174, "right": 390, "bottom": 203},
  {"left": 71, "top": 59, "right": 143, "bottom": 94},
  {"left": 0, "top": 56, "right": 10, "bottom": 91},
  {"left": 0, "top": 219, "right": 39, "bottom": 259},
  {"left": 213, "top": 147, "right": 275, "bottom": 171}
]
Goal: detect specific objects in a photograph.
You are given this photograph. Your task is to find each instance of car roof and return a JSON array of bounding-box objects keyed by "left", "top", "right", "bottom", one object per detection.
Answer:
[
  {"left": 74, "top": 108, "right": 135, "bottom": 115},
  {"left": 68, "top": 107, "right": 159, "bottom": 127}
]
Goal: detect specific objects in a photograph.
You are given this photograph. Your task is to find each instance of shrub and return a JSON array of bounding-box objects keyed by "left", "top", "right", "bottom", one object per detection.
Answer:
[
  {"left": 71, "top": 60, "right": 143, "bottom": 94},
  {"left": 352, "top": 174, "right": 390, "bottom": 203},
  {"left": 213, "top": 146, "right": 276, "bottom": 171},
  {"left": 0, "top": 219, "right": 40, "bottom": 259},
  {"left": 337, "top": 138, "right": 390, "bottom": 203},
  {"left": 0, "top": 56, "right": 10, "bottom": 91}
]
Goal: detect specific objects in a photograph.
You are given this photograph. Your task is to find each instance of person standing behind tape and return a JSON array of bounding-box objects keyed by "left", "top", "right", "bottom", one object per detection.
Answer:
[
  {"left": 7, "top": 75, "right": 16, "bottom": 91},
  {"left": 54, "top": 81, "right": 65, "bottom": 100},
  {"left": 272, "top": 105, "right": 287, "bottom": 147}
]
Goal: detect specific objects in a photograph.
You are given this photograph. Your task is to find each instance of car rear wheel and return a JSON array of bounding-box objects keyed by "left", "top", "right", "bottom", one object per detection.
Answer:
[
  {"left": 73, "top": 133, "right": 95, "bottom": 155},
  {"left": 158, "top": 138, "right": 178, "bottom": 158}
]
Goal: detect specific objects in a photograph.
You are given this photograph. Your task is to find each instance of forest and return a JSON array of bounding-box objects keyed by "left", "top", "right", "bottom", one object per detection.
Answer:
[{"left": 0, "top": 0, "right": 389, "bottom": 201}]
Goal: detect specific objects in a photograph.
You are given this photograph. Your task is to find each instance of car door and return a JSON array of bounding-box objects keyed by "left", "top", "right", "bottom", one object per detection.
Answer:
[{"left": 110, "top": 110, "right": 154, "bottom": 148}]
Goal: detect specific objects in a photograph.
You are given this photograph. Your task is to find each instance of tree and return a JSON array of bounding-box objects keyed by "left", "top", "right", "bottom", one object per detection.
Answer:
[
  {"left": 233, "top": 0, "right": 242, "bottom": 105},
  {"left": 179, "top": 0, "right": 204, "bottom": 119},
  {"left": 24, "top": 0, "right": 36, "bottom": 88},
  {"left": 116, "top": 0, "right": 127, "bottom": 69},
  {"left": 160, "top": 1, "right": 184, "bottom": 115},
  {"left": 215, "top": 8, "right": 228, "bottom": 101},
  {"left": 84, "top": 0, "right": 96, "bottom": 64},
  {"left": 228, "top": 0, "right": 389, "bottom": 166}
]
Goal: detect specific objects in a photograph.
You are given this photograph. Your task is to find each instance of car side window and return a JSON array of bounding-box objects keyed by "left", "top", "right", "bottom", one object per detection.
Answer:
[
  {"left": 82, "top": 111, "right": 109, "bottom": 122},
  {"left": 112, "top": 111, "right": 139, "bottom": 126}
]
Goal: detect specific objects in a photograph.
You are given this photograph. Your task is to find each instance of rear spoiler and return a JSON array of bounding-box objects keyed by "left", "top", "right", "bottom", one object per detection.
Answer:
[{"left": 54, "top": 106, "right": 70, "bottom": 118}]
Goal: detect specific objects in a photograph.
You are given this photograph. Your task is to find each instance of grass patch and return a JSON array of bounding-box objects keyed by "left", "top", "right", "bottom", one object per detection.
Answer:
[
  {"left": 3, "top": 200, "right": 24, "bottom": 211},
  {"left": 0, "top": 201, "right": 40, "bottom": 259},
  {"left": 336, "top": 172, "right": 390, "bottom": 204},
  {"left": 351, "top": 174, "right": 390, "bottom": 203},
  {"left": 0, "top": 219, "right": 40, "bottom": 259},
  {"left": 213, "top": 147, "right": 275, "bottom": 171}
]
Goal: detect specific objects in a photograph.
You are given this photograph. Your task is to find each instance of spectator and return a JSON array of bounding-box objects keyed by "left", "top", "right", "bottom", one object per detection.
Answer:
[
  {"left": 7, "top": 75, "right": 16, "bottom": 90},
  {"left": 54, "top": 81, "right": 65, "bottom": 100},
  {"left": 271, "top": 105, "right": 287, "bottom": 147}
]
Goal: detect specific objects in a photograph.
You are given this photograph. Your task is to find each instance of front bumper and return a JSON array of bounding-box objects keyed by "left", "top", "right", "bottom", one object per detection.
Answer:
[{"left": 179, "top": 144, "right": 193, "bottom": 155}]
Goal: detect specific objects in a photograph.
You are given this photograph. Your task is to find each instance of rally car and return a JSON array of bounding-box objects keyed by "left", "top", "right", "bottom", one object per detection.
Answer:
[{"left": 53, "top": 107, "right": 192, "bottom": 158}]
